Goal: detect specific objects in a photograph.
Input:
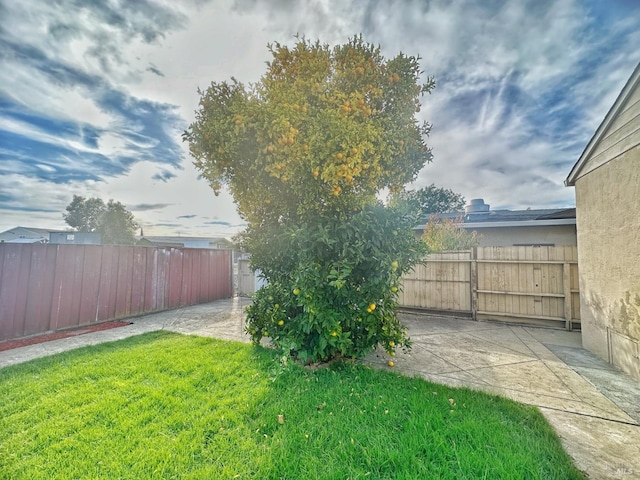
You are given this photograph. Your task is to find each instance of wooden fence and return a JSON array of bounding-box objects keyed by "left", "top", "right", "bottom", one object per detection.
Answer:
[
  {"left": 399, "top": 246, "right": 580, "bottom": 330},
  {"left": 0, "top": 244, "right": 233, "bottom": 342}
]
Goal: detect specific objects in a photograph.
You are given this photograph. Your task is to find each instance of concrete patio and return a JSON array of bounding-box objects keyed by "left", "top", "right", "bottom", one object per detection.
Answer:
[{"left": 1, "top": 297, "right": 638, "bottom": 479}]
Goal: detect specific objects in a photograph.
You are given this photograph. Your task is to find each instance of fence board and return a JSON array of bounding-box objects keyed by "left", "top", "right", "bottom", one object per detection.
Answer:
[
  {"left": 23, "top": 246, "right": 54, "bottom": 335},
  {"left": 201, "top": 251, "right": 211, "bottom": 302},
  {"left": 78, "top": 246, "right": 102, "bottom": 325},
  {"left": 168, "top": 249, "right": 184, "bottom": 308},
  {"left": 114, "top": 247, "right": 133, "bottom": 318},
  {"left": 156, "top": 248, "right": 170, "bottom": 310},
  {"left": 143, "top": 248, "right": 158, "bottom": 312},
  {"left": 192, "top": 252, "right": 202, "bottom": 305},
  {"left": 210, "top": 252, "right": 219, "bottom": 299},
  {"left": 0, "top": 246, "right": 20, "bottom": 339},
  {"left": 104, "top": 246, "right": 120, "bottom": 320},
  {"left": 0, "top": 244, "right": 233, "bottom": 342},
  {"left": 50, "top": 245, "right": 83, "bottom": 330},
  {"left": 209, "top": 251, "right": 219, "bottom": 299},
  {"left": 13, "top": 246, "right": 32, "bottom": 336},
  {"left": 130, "top": 248, "right": 147, "bottom": 315},
  {"left": 400, "top": 246, "right": 581, "bottom": 330}
]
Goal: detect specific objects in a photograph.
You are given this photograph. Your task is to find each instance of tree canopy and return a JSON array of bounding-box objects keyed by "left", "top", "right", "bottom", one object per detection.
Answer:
[
  {"left": 63, "top": 195, "right": 138, "bottom": 245},
  {"left": 396, "top": 184, "right": 466, "bottom": 216},
  {"left": 63, "top": 195, "right": 105, "bottom": 232},
  {"left": 184, "top": 36, "right": 434, "bottom": 226},
  {"left": 184, "top": 36, "right": 433, "bottom": 363}
]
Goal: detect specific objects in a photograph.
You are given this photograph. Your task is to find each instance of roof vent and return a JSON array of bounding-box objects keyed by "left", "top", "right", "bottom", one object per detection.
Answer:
[{"left": 465, "top": 198, "right": 490, "bottom": 214}]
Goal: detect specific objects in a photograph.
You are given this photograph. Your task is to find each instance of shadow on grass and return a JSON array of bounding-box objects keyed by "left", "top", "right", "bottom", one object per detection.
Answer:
[{"left": 0, "top": 332, "right": 585, "bottom": 479}]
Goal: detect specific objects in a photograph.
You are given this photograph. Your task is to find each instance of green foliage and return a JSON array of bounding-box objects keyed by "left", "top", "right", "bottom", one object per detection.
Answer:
[
  {"left": 395, "top": 183, "right": 466, "bottom": 215},
  {"left": 100, "top": 200, "right": 138, "bottom": 245},
  {"left": 63, "top": 195, "right": 105, "bottom": 232},
  {"left": 422, "top": 214, "right": 481, "bottom": 251},
  {"left": 63, "top": 195, "right": 138, "bottom": 245},
  {"left": 244, "top": 203, "right": 427, "bottom": 363},
  {"left": 184, "top": 35, "right": 434, "bottom": 225},
  {"left": 184, "top": 36, "right": 435, "bottom": 362}
]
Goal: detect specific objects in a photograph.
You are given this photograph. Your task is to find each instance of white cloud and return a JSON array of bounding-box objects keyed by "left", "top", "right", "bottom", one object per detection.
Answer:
[
  {"left": 91, "top": 160, "right": 244, "bottom": 236},
  {"left": 0, "top": 160, "right": 244, "bottom": 237},
  {"left": 1, "top": 0, "right": 638, "bottom": 236},
  {"left": 0, "top": 58, "right": 112, "bottom": 129},
  {"left": 0, "top": 116, "right": 94, "bottom": 155}
]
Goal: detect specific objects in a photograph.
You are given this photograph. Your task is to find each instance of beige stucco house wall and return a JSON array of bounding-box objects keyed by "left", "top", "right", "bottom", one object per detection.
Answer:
[
  {"left": 465, "top": 223, "right": 576, "bottom": 247},
  {"left": 566, "top": 62, "right": 640, "bottom": 380},
  {"left": 414, "top": 203, "right": 577, "bottom": 247}
]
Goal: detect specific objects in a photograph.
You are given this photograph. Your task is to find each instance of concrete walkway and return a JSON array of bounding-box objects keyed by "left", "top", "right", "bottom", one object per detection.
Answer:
[{"left": 1, "top": 298, "right": 639, "bottom": 479}]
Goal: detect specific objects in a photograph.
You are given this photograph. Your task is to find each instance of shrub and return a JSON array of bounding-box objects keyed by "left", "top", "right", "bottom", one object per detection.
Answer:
[
  {"left": 245, "top": 203, "right": 426, "bottom": 363},
  {"left": 422, "top": 214, "right": 481, "bottom": 251}
]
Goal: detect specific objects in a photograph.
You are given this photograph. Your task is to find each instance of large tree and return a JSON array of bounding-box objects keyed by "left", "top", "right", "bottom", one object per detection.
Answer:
[
  {"left": 63, "top": 195, "right": 138, "bottom": 245},
  {"left": 63, "top": 195, "right": 106, "bottom": 232},
  {"left": 184, "top": 36, "right": 434, "bottom": 362},
  {"left": 396, "top": 184, "right": 466, "bottom": 215}
]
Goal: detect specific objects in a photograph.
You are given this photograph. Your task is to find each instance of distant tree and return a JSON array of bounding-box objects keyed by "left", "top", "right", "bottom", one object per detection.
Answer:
[
  {"left": 396, "top": 184, "right": 465, "bottom": 215},
  {"left": 63, "top": 195, "right": 106, "bottom": 232},
  {"left": 422, "top": 214, "right": 480, "bottom": 251},
  {"left": 100, "top": 200, "right": 138, "bottom": 245},
  {"left": 63, "top": 195, "right": 138, "bottom": 245}
]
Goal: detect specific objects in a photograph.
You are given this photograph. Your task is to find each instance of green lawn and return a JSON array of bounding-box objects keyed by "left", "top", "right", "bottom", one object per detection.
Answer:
[{"left": 0, "top": 332, "right": 584, "bottom": 479}]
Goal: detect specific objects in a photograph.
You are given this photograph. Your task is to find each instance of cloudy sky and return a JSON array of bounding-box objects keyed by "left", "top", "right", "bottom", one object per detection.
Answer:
[{"left": 1, "top": 0, "right": 638, "bottom": 237}]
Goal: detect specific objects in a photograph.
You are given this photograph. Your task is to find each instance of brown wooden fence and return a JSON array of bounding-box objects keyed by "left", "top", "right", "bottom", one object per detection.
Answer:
[
  {"left": 0, "top": 244, "right": 233, "bottom": 341},
  {"left": 399, "top": 246, "right": 580, "bottom": 330}
]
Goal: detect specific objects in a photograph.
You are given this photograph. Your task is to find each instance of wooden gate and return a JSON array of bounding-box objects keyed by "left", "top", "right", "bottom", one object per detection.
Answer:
[
  {"left": 399, "top": 246, "right": 580, "bottom": 330},
  {"left": 237, "top": 259, "right": 255, "bottom": 296}
]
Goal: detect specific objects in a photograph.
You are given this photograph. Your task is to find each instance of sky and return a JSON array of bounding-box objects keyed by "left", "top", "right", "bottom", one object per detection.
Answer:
[{"left": 1, "top": 0, "right": 638, "bottom": 237}]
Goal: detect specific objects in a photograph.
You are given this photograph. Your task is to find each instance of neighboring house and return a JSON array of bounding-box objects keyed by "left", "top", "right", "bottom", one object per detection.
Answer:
[
  {"left": 49, "top": 232, "right": 102, "bottom": 245},
  {"left": 414, "top": 198, "right": 577, "bottom": 247},
  {"left": 0, "top": 226, "right": 65, "bottom": 244},
  {"left": 565, "top": 62, "right": 640, "bottom": 381},
  {"left": 137, "top": 235, "right": 233, "bottom": 250}
]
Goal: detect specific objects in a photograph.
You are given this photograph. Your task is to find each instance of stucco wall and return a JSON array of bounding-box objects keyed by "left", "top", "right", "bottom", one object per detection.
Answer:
[
  {"left": 574, "top": 145, "right": 640, "bottom": 380},
  {"left": 467, "top": 224, "right": 577, "bottom": 247}
]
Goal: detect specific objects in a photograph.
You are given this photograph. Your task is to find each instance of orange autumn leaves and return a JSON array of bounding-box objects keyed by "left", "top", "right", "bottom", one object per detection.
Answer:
[{"left": 184, "top": 35, "right": 433, "bottom": 224}]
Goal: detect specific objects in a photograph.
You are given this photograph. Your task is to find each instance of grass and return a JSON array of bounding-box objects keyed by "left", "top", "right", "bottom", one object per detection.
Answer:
[{"left": 0, "top": 332, "right": 585, "bottom": 479}]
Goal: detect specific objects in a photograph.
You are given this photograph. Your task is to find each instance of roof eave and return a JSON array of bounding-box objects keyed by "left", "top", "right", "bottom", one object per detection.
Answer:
[
  {"left": 461, "top": 219, "right": 576, "bottom": 229},
  {"left": 565, "top": 61, "right": 640, "bottom": 187},
  {"left": 415, "top": 218, "right": 576, "bottom": 230}
]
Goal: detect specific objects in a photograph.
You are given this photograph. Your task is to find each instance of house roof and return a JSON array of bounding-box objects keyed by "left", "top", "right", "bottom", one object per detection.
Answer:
[
  {"left": 5, "top": 237, "right": 48, "bottom": 243},
  {"left": 415, "top": 207, "right": 576, "bottom": 231},
  {"left": 0, "top": 226, "right": 67, "bottom": 243},
  {"left": 137, "top": 238, "right": 185, "bottom": 248},
  {"left": 137, "top": 236, "right": 233, "bottom": 249},
  {"left": 2, "top": 226, "right": 67, "bottom": 236},
  {"left": 139, "top": 235, "right": 230, "bottom": 244},
  {"left": 566, "top": 62, "right": 640, "bottom": 186},
  {"left": 535, "top": 208, "right": 576, "bottom": 220}
]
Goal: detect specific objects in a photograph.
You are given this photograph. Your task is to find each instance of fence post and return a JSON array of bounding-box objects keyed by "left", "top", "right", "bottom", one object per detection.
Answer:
[
  {"left": 470, "top": 247, "right": 478, "bottom": 321},
  {"left": 563, "top": 262, "right": 572, "bottom": 330}
]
